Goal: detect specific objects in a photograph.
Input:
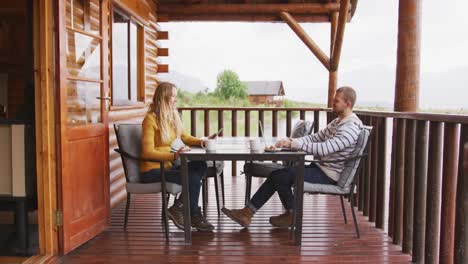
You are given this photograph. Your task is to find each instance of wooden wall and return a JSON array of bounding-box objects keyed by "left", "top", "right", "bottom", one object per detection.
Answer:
[
  {"left": 0, "top": 0, "right": 29, "bottom": 119},
  {"left": 108, "top": 0, "right": 165, "bottom": 208}
]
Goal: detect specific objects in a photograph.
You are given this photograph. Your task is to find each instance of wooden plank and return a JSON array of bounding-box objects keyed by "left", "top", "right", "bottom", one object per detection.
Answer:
[
  {"left": 190, "top": 110, "right": 197, "bottom": 136},
  {"left": 328, "top": 11, "right": 338, "bottom": 107},
  {"left": 454, "top": 124, "right": 467, "bottom": 264},
  {"left": 60, "top": 178, "right": 412, "bottom": 263}
]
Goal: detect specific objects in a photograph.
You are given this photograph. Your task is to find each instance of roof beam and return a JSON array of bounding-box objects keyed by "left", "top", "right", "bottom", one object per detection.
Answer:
[
  {"left": 159, "top": 3, "right": 341, "bottom": 15},
  {"left": 330, "top": 0, "right": 350, "bottom": 71},
  {"left": 280, "top": 11, "right": 330, "bottom": 71}
]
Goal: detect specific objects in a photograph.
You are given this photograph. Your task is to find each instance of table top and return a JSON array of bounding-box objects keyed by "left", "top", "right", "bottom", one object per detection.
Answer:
[{"left": 180, "top": 137, "right": 307, "bottom": 161}]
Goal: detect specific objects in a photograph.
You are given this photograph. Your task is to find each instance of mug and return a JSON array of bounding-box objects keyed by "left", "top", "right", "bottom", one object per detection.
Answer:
[
  {"left": 248, "top": 138, "right": 263, "bottom": 153},
  {"left": 201, "top": 139, "right": 217, "bottom": 152}
]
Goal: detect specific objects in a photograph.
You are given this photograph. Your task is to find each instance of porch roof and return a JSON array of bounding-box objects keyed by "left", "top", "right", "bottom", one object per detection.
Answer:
[{"left": 157, "top": 0, "right": 358, "bottom": 22}]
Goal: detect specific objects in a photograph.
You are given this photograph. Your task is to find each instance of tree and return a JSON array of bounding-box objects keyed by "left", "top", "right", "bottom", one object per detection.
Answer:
[{"left": 214, "top": 70, "right": 248, "bottom": 100}]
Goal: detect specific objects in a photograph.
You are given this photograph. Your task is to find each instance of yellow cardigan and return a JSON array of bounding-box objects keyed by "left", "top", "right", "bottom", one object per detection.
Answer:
[{"left": 140, "top": 113, "right": 202, "bottom": 172}]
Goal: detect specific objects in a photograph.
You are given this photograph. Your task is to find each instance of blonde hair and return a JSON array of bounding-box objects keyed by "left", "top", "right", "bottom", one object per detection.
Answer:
[
  {"left": 148, "top": 82, "right": 184, "bottom": 143},
  {"left": 336, "top": 86, "right": 357, "bottom": 108}
]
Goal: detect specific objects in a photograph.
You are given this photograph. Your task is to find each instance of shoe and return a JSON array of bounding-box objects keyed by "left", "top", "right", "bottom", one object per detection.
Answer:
[
  {"left": 222, "top": 207, "right": 253, "bottom": 228},
  {"left": 167, "top": 204, "right": 185, "bottom": 230},
  {"left": 269, "top": 211, "right": 293, "bottom": 228},
  {"left": 191, "top": 209, "right": 214, "bottom": 232}
]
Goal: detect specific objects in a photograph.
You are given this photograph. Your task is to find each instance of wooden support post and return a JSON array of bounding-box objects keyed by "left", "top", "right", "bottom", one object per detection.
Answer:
[
  {"left": 280, "top": 11, "right": 330, "bottom": 70},
  {"left": 330, "top": 0, "right": 350, "bottom": 71},
  {"left": 204, "top": 110, "right": 210, "bottom": 136},
  {"left": 439, "top": 123, "right": 460, "bottom": 264},
  {"left": 190, "top": 110, "right": 197, "bottom": 136},
  {"left": 394, "top": 0, "right": 421, "bottom": 112},
  {"left": 328, "top": 12, "right": 338, "bottom": 107},
  {"left": 425, "top": 122, "right": 444, "bottom": 263}
]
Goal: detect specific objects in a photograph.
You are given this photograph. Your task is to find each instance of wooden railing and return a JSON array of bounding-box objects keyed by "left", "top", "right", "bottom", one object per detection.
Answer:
[{"left": 178, "top": 106, "right": 467, "bottom": 264}]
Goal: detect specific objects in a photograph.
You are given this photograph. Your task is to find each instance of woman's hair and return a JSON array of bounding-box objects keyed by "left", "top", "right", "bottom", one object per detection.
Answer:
[{"left": 148, "top": 82, "right": 184, "bottom": 143}]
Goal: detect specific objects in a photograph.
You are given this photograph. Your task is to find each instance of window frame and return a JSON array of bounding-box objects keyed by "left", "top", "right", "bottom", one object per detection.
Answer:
[{"left": 110, "top": 6, "right": 145, "bottom": 108}]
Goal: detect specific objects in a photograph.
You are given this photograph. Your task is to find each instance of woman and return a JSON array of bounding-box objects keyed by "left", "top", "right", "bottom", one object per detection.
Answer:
[{"left": 140, "top": 82, "right": 214, "bottom": 232}]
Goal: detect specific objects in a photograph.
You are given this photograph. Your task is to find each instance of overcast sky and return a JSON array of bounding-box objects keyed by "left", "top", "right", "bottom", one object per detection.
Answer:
[{"left": 160, "top": 0, "right": 468, "bottom": 110}]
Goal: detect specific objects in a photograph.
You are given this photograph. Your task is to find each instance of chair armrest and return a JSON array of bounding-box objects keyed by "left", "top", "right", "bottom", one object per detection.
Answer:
[
  {"left": 305, "top": 154, "right": 367, "bottom": 164},
  {"left": 114, "top": 148, "right": 165, "bottom": 166}
]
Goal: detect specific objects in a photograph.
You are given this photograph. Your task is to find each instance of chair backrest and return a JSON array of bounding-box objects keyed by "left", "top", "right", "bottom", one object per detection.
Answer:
[
  {"left": 114, "top": 124, "right": 142, "bottom": 183},
  {"left": 290, "top": 120, "right": 314, "bottom": 138},
  {"left": 336, "top": 125, "right": 373, "bottom": 189}
]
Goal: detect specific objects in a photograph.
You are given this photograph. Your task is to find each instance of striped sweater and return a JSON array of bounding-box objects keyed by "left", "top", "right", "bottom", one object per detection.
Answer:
[{"left": 290, "top": 113, "right": 363, "bottom": 181}]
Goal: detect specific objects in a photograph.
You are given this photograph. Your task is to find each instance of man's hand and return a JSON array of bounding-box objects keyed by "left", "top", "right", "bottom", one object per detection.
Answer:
[
  {"left": 275, "top": 138, "right": 292, "bottom": 148},
  {"left": 174, "top": 146, "right": 191, "bottom": 159}
]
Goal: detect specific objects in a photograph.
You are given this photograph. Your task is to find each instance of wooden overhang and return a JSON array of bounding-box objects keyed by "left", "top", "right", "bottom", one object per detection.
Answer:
[{"left": 157, "top": 0, "right": 358, "bottom": 23}]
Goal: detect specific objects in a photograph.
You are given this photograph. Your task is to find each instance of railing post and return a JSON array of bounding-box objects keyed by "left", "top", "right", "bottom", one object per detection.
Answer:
[
  {"left": 393, "top": 118, "right": 406, "bottom": 245},
  {"left": 403, "top": 119, "right": 416, "bottom": 253},
  {"left": 258, "top": 110, "right": 264, "bottom": 137},
  {"left": 204, "top": 110, "right": 210, "bottom": 137},
  {"left": 369, "top": 117, "right": 379, "bottom": 223},
  {"left": 245, "top": 110, "right": 250, "bottom": 137},
  {"left": 217, "top": 110, "right": 224, "bottom": 137},
  {"left": 376, "top": 117, "right": 387, "bottom": 229},
  {"left": 439, "top": 123, "right": 460, "bottom": 264},
  {"left": 191, "top": 110, "right": 197, "bottom": 136},
  {"left": 454, "top": 125, "right": 467, "bottom": 264},
  {"left": 424, "top": 121, "right": 444, "bottom": 263},
  {"left": 232, "top": 110, "right": 238, "bottom": 176},
  {"left": 286, "top": 110, "right": 292, "bottom": 137},
  {"left": 313, "top": 111, "right": 320, "bottom": 133},
  {"left": 412, "top": 120, "right": 429, "bottom": 263},
  {"left": 272, "top": 110, "right": 278, "bottom": 137},
  {"left": 388, "top": 118, "right": 397, "bottom": 237}
]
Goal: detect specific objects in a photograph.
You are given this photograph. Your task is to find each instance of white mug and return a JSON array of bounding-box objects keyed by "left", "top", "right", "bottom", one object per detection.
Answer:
[
  {"left": 201, "top": 139, "right": 217, "bottom": 152},
  {"left": 248, "top": 138, "right": 263, "bottom": 153}
]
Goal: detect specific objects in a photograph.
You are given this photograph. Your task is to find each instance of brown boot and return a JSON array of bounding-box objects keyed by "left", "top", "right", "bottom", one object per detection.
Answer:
[
  {"left": 222, "top": 207, "right": 254, "bottom": 227},
  {"left": 269, "top": 211, "right": 293, "bottom": 228},
  {"left": 167, "top": 203, "right": 185, "bottom": 230},
  {"left": 191, "top": 208, "right": 214, "bottom": 232}
]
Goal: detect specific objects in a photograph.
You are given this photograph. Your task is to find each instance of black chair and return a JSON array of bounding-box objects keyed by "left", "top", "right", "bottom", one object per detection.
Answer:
[
  {"left": 114, "top": 124, "right": 180, "bottom": 240},
  {"left": 243, "top": 120, "right": 315, "bottom": 204},
  {"left": 303, "top": 125, "right": 373, "bottom": 238},
  {"left": 113, "top": 124, "right": 224, "bottom": 240}
]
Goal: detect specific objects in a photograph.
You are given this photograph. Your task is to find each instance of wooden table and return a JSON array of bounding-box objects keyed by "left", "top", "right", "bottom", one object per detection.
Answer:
[{"left": 180, "top": 137, "right": 306, "bottom": 246}]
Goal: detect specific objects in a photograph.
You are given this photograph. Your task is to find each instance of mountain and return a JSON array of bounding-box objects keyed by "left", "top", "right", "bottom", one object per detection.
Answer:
[{"left": 158, "top": 71, "right": 210, "bottom": 93}]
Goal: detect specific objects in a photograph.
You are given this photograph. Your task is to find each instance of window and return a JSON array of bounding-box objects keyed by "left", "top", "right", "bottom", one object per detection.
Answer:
[{"left": 112, "top": 9, "right": 143, "bottom": 106}]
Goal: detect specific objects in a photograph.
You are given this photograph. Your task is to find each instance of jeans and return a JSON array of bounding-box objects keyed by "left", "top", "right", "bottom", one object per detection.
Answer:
[
  {"left": 249, "top": 163, "right": 336, "bottom": 211},
  {"left": 141, "top": 161, "right": 207, "bottom": 215}
]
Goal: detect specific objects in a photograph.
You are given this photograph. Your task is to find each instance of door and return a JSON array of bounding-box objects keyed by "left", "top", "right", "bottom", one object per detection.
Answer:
[{"left": 56, "top": 0, "right": 110, "bottom": 254}]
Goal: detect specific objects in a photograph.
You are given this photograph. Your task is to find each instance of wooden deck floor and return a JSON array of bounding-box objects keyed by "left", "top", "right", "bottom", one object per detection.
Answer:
[{"left": 60, "top": 176, "right": 411, "bottom": 263}]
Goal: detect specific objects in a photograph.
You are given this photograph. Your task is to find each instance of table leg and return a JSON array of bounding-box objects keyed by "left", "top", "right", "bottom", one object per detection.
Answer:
[
  {"left": 181, "top": 157, "right": 191, "bottom": 244},
  {"left": 294, "top": 158, "right": 304, "bottom": 246}
]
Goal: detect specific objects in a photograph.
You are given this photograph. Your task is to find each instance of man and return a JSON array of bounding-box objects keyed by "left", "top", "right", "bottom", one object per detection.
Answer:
[{"left": 222, "top": 86, "right": 363, "bottom": 228}]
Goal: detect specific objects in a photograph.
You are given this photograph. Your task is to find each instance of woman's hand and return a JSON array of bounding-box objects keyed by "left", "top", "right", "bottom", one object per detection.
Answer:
[
  {"left": 174, "top": 146, "right": 191, "bottom": 159},
  {"left": 275, "top": 138, "right": 292, "bottom": 148}
]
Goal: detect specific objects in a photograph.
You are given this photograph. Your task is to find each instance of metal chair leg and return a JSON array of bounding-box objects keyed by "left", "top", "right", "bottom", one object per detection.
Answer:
[
  {"left": 124, "top": 194, "right": 131, "bottom": 231},
  {"left": 213, "top": 169, "right": 221, "bottom": 215},
  {"left": 220, "top": 171, "right": 225, "bottom": 207},
  {"left": 245, "top": 174, "right": 252, "bottom": 206},
  {"left": 350, "top": 192, "right": 360, "bottom": 238},
  {"left": 340, "top": 196, "right": 348, "bottom": 224},
  {"left": 161, "top": 191, "right": 169, "bottom": 241},
  {"left": 202, "top": 177, "right": 208, "bottom": 217}
]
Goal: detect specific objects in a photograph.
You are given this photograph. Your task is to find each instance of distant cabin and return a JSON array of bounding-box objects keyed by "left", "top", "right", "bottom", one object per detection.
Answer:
[{"left": 245, "top": 81, "right": 285, "bottom": 106}]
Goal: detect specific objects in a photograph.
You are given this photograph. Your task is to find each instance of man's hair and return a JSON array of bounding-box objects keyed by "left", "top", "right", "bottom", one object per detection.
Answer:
[{"left": 336, "top": 86, "right": 357, "bottom": 108}]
